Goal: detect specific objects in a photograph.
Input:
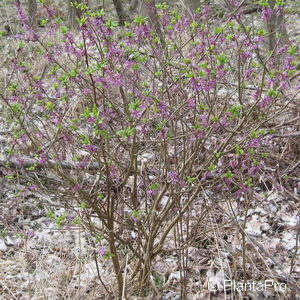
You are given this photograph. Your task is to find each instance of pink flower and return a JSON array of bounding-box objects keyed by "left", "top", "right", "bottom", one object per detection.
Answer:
[
  {"left": 241, "top": 51, "right": 252, "bottom": 60},
  {"left": 249, "top": 165, "right": 263, "bottom": 175},
  {"left": 137, "top": 124, "right": 149, "bottom": 136},
  {"left": 85, "top": 145, "right": 98, "bottom": 153},
  {"left": 253, "top": 88, "right": 261, "bottom": 100},
  {"left": 39, "top": 153, "right": 49, "bottom": 165},
  {"left": 73, "top": 184, "right": 81, "bottom": 192},
  {"left": 200, "top": 114, "right": 209, "bottom": 127},
  {"left": 147, "top": 189, "right": 160, "bottom": 197},
  {"left": 168, "top": 171, "right": 180, "bottom": 184},
  {"left": 262, "top": 7, "right": 273, "bottom": 21},
  {"left": 135, "top": 24, "right": 151, "bottom": 39},
  {"left": 229, "top": 159, "right": 238, "bottom": 169},
  {"left": 187, "top": 98, "right": 196, "bottom": 109},
  {"left": 29, "top": 184, "right": 39, "bottom": 190},
  {"left": 98, "top": 246, "right": 107, "bottom": 257},
  {"left": 158, "top": 129, "right": 168, "bottom": 140},
  {"left": 87, "top": 116, "right": 96, "bottom": 123},
  {"left": 245, "top": 68, "right": 254, "bottom": 79},
  {"left": 158, "top": 101, "right": 171, "bottom": 118},
  {"left": 76, "top": 158, "right": 89, "bottom": 169},
  {"left": 259, "top": 96, "right": 273, "bottom": 108},
  {"left": 109, "top": 165, "right": 119, "bottom": 178},
  {"left": 26, "top": 230, "right": 36, "bottom": 238},
  {"left": 249, "top": 138, "right": 261, "bottom": 148}
]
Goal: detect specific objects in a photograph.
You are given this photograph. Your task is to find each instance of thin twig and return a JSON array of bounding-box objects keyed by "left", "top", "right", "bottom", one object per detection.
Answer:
[{"left": 272, "top": 132, "right": 300, "bottom": 137}]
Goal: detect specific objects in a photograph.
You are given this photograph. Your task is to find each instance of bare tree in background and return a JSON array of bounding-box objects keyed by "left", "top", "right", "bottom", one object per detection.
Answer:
[
  {"left": 68, "top": 0, "right": 84, "bottom": 29},
  {"left": 265, "top": 0, "right": 288, "bottom": 66},
  {"left": 185, "top": 0, "right": 201, "bottom": 14},
  {"left": 129, "top": 0, "right": 139, "bottom": 12},
  {"left": 142, "top": 0, "right": 166, "bottom": 48},
  {"left": 112, "top": 0, "right": 127, "bottom": 26},
  {"left": 68, "top": 0, "right": 127, "bottom": 27},
  {"left": 28, "top": 0, "right": 37, "bottom": 27}
]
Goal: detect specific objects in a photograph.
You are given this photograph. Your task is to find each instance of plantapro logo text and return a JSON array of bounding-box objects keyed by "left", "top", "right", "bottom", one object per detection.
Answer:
[{"left": 208, "top": 279, "right": 287, "bottom": 292}]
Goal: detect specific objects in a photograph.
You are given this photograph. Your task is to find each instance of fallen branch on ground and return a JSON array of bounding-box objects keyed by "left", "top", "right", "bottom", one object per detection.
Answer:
[{"left": 0, "top": 155, "right": 102, "bottom": 171}]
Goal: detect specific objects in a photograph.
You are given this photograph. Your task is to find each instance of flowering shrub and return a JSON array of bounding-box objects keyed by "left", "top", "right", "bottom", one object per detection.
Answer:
[{"left": 1, "top": 0, "right": 299, "bottom": 297}]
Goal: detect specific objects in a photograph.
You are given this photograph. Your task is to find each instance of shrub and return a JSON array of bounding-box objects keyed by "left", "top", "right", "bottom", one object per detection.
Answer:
[{"left": 1, "top": 1, "right": 298, "bottom": 297}]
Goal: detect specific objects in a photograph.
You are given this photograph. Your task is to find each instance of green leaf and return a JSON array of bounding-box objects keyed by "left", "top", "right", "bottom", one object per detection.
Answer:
[
  {"left": 92, "top": 105, "right": 100, "bottom": 117},
  {"left": 223, "top": 171, "right": 234, "bottom": 179},
  {"left": 249, "top": 129, "right": 266, "bottom": 139},
  {"left": 47, "top": 211, "right": 55, "bottom": 218},
  {"left": 288, "top": 45, "right": 298, "bottom": 55},
  {"left": 58, "top": 75, "right": 69, "bottom": 84},
  {"left": 217, "top": 54, "right": 229, "bottom": 65},
  {"left": 96, "top": 235, "right": 104, "bottom": 243},
  {"left": 150, "top": 183, "right": 160, "bottom": 190},
  {"left": 129, "top": 99, "right": 142, "bottom": 110},
  {"left": 106, "top": 18, "right": 118, "bottom": 28},
  {"left": 267, "top": 88, "right": 279, "bottom": 98},
  {"left": 73, "top": 218, "right": 81, "bottom": 225},
  {"left": 155, "top": 2, "right": 168, "bottom": 10},
  {"left": 134, "top": 16, "right": 148, "bottom": 25},
  {"left": 245, "top": 178, "right": 253, "bottom": 187},
  {"left": 187, "top": 177, "right": 197, "bottom": 184},
  {"left": 40, "top": 19, "right": 49, "bottom": 27},
  {"left": 208, "top": 164, "right": 216, "bottom": 171},
  {"left": 198, "top": 103, "right": 208, "bottom": 110},
  {"left": 60, "top": 26, "right": 69, "bottom": 34},
  {"left": 46, "top": 101, "right": 55, "bottom": 110},
  {"left": 80, "top": 202, "right": 87, "bottom": 209},
  {"left": 8, "top": 83, "right": 18, "bottom": 91},
  {"left": 275, "top": 0, "right": 284, "bottom": 6},
  {"left": 259, "top": 0, "right": 270, "bottom": 6},
  {"left": 235, "top": 145, "right": 245, "bottom": 156},
  {"left": 97, "top": 192, "right": 105, "bottom": 199},
  {"left": 214, "top": 27, "right": 224, "bottom": 34},
  {"left": 117, "top": 127, "right": 136, "bottom": 138},
  {"left": 184, "top": 71, "right": 195, "bottom": 78},
  {"left": 228, "top": 105, "right": 242, "bottom": 117},
  {"left": 182, "top": 58, "right": 191, "bottom": 64},
  {"left": 132, "top": 210, "right": 141, "bottom": 218},
  {"left": 257, "top": 29, "right": 267, "bottom": 36},
  {"left": 27, "top": 164, "right": 37, "bottom": 171},
  {"left": 104, "top": 251, "right": 116, "bottom": 260},
  {"left": 82, "top": 107, "right": 91, "bottom": 118},
  {"left": 68, "top": 69, "right": 79, "bottom": 78},
  {"left": 81, "top": 135, "right": 90, "bottom": 145},
  {"left": 190, "top": 21, "right": 199, "bottom": 32},
  {"left": 79, "top": 17, "right": 87, "bottom": 26},
  {"left": 11, "top": 103, "right": 23, "bottom": 113},
  {"left": 5, "top": 174, "right": 16, "bottom": 180}
]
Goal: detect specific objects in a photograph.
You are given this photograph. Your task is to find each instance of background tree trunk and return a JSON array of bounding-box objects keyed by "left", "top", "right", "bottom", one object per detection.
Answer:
[
  {"left": 129, "top": 0, "right": 139, "bottom": 12},
  {"left": 185, "top": 0, "right": 201, "bottom": 14},
  {"left": 264, "top": 0, "right": 288, "bottom": 66},
  {"left": 142, "top": 0, "right": 166, "bottom": 48},
  {"left": 28, "top": 0, "right": 37, "bottom": 27},
  {"left": 68, "top": 0, "right": 84, "bottom": 29},
  {"left": 112, "top": 0, "right": 127, "bottom": 26}
]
